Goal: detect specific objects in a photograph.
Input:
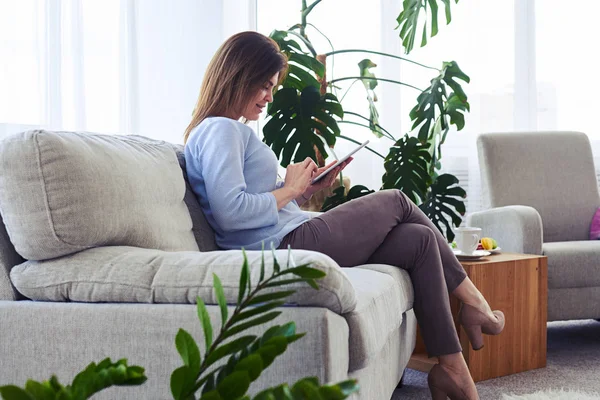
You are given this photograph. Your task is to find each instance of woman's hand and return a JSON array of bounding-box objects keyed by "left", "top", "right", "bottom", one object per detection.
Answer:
[
  {"left": 283, "top": 157, "right": 318, "bottom": 197},
  {"left": 306, "top": 157, "right": 353, "bottom": 195}
]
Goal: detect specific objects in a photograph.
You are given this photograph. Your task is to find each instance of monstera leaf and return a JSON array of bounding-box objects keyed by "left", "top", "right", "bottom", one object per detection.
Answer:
[
  {"left": 320, "top": 185, "right": 375, "bottom": 212},
  {"left": 357, "top": 59, "right": 383, "bottom": 138},
  {"left": 409, "top": 61, "right": 470, "bottom": 143},
  {"left": 269, "top": 30, "right": 324, "bottom": 92},
  {"left": 263, "top": 86, "right": 343, "bottom": 167},
  {"left": 381, "top": 135, "right": 432, "bottom": 203},
  {"left": 418, "top": 173, "right": 466, "bottom": 242},
  {"left": 396, "top": 0, "right": 459, "bottom": 54}
]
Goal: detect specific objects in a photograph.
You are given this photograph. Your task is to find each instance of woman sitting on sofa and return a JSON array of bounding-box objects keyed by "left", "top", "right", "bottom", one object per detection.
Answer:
[{"left": 183, "top": 31, "right": 504, "bottom": 400}]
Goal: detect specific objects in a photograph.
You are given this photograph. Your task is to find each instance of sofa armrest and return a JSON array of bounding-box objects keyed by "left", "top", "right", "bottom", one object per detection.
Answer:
[
  {"left": 466, "top": 205, "right": 543, "bottom": 255},
  {"left": 10, "top": 246, "right": 358, "bottom": 314}
]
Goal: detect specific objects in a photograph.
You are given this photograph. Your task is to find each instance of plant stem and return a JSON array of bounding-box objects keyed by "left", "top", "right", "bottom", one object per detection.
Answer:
[
  {"left": 337, "top": 133, "right": 386, "bottom": 159},
  {"left": 323, "top": 49, "right": 439, "bottom": 71},
  {"left": 329, "top": 76, "right": 423, "bottom": 92},
  {"left": 344, "top": 111, "right": 396, "bottom": 141}
]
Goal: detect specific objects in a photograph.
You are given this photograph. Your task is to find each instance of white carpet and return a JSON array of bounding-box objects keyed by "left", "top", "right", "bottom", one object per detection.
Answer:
[{"left": 502, "top": 389, "right": 600, "bottom": 400}]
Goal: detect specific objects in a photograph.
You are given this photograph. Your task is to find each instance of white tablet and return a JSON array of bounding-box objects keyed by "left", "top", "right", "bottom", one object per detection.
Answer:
[{"left": 311, "top": 140, "right": 370, "bottom": 184}]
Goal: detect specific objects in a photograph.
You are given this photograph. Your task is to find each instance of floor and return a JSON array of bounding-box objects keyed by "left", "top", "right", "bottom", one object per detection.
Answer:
[{"left": 392, "top": 320, "right": 600, "bottom": 399}]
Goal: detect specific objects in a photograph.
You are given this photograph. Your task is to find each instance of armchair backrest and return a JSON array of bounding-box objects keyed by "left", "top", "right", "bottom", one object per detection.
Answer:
[{"left": 477, "top": 131, "right": 600, "bottom": 242}]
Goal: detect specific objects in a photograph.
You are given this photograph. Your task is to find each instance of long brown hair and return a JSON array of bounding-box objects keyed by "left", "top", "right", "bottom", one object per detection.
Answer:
[{"left": 183, "top": 31, "right": 288, "bottom": 143}]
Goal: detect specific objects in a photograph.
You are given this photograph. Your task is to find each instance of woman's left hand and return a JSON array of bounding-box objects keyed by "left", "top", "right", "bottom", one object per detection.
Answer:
[{"left": 305, "top": 157, "right": 353, "bottom": 196}]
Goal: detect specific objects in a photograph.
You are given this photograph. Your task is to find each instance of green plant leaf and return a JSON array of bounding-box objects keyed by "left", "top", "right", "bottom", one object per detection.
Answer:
[
  {"left": 23, "top": 381, "right": 55, "bottom": 400},
  {"left": 216, "top": 371, "right": 251, "bottom": 400},
  {"left": 170, "top": 365, "right": 195, "bottom": 400},
  {"left": 381, "top": 136, "right": 432, "bottom": 203},
  {"left": 68, "top": 358, "right": 146, "bottom": 399},
  {"left": 396, "top": 0, "right": 459, "bottom": 54},
  {"left": 175, "top": 328, "right": 201, "bottom": 375},
  {"left": 238, "top": 252, "right": 250, "bottom": 305},
  {"left": 277, "top": 266, "right": 325, "bottom": 279},
  {"left": 197, "top": 297, "right": 213, "bottom": 352},
  {"left": 213, "top": 274, "right": 229, "bottom": 327},
  {"left": 247, "top": 291, "right": 296, "bottom": 306},
  {"left": 202, "top": 371, "right": 216, "bottom": 395},
  {"left": 418, "top": 173, "right": 466, "bottom": 241},
  {"left": 0, "top": 386, "right": 35, "bottom": 400},
  {"left": 230, "top": 301, "right": 286, "bottom": 326},
  {"left": 269, "top": 30, "right": 323, "bottom": 93},
  {"left": 320, "top": 185, "right": 375, "bottom": 212},
  {"left": 234, "top": 354, "right": 264, "bottom": 382},
  {"left": 204, "top": 336, "right": 256, "bottom": 369},
  {"left": 263, "top": 86, "right": 343, "bottom": 168},
  {"left": 291, "top": 377, "right": 321, "bottom": 399},
  {"left": 199, "top": 390, "right": 223, "bottom": 400},
  {"left": 220, "top": 312, "right": 282, "bottom": 342}
]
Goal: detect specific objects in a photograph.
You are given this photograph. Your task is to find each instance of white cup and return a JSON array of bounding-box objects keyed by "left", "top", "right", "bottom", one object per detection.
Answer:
[{"left": 455, "top": 227, "right": 482, "bottom": 255}]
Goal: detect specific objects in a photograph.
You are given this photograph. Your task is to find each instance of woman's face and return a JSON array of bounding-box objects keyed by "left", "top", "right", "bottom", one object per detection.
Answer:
[{"left": 240, "top": 72, "right": 279, "bottom": 121}]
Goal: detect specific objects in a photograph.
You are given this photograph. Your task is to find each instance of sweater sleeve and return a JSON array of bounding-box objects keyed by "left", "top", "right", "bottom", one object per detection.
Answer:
[{"left": 189, "top": 120, "right": 279, "bottom": 232}]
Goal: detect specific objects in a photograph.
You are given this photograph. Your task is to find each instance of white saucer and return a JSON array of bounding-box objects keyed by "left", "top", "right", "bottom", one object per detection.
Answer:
[
  {"left": 488, "top": 247, "right": 502, "bottom": 254},
  {"left": 452, "top": 249, "right": 491, "bottom": 260}
]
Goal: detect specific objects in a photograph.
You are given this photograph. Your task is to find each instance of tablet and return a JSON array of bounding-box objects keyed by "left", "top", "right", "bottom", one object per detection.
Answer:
[{"left": 311, "top": 140, "right": 370, "bottom": 184}]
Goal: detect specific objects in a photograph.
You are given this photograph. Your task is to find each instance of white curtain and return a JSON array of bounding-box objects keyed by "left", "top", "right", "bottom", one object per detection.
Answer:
[
  {"left": 256, "top": 0, "right": 600, "bottom": 217},
  {"left": 0, "top": 0, "right": 253, "bottom": 143}
]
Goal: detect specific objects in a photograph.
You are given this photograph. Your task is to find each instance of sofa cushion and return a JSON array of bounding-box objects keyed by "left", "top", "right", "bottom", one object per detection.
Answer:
[
  {"left": 10, "top": 246, "right": 357, "bottom": 314},
  {"left": 125, "top": 135, "right": 218, "bottom": 252},
  {"left": 0, "top": 130, "right": 199, "bottom": 260},
  {"left": 543, "top": 241, "right": 600, "bottom": 289},
  {"left": 343, "top": 264, "right": 414, "bottom": 371}
]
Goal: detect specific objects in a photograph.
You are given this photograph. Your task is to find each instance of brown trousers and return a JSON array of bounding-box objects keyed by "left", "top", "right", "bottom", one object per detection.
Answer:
[{"left": 279, "top": 189, "right": 466, "bottom": 357}]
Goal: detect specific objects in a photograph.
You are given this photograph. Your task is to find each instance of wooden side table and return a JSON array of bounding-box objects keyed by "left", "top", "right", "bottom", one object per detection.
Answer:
[{"left": 408, "top": 252, "right": 548, "bottom": 382}]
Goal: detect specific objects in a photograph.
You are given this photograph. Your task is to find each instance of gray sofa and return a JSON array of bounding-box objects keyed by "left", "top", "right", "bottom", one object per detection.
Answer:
[
  {"left": 467, "top": 131, "right": 600, "bottom": 322},
  {"left": 0, "top": 130, "right": 416, "bottom": 399}
]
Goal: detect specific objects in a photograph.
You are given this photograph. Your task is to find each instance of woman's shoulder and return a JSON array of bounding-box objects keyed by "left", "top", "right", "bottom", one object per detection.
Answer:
[{"left": 188, "top": 117, "right": 252, "bottom": 145}]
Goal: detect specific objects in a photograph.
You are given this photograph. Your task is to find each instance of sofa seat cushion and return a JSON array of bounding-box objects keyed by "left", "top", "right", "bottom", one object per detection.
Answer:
[
  {"left": 10, "top": 246, "right": 357, "bottom": 314},
  {"left": 0, "top": 130, "right": 199, "bottom": 260},
  {"left": 543, "top": 241, "right": 600, "bottom": 289},
  {"left": 342, "top": 264, "right": 414, "bottom": 372}
]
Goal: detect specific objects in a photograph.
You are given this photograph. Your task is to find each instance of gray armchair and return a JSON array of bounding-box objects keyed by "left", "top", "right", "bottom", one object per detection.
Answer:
[{"left": 467, "top": 131, "right": 600, "bottom": 321}]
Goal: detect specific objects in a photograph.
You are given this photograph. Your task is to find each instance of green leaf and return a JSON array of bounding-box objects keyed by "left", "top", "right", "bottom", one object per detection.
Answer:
[
  {"left": 396, "top": 0, "right": 459, "bottom": 54},
  {"left": 238, "top": 251, "right": 250, "bottom": 305},
  {"left": 381, "top": 136, "right": 432, "bottom": 203},
  {"left": 291, "top": 377, "right": 321, "bottom": 399},
  {"left": 418, "top": 173, "right": 466, "bottom": 241},
  {"left": 260, "top": 242, "right": 266, "bottom": 282},
  {"left": 197, "top": 297, "right": 213, "bottom": 352},
  {"left": 216, "top": 371, "right": 251, "bottom": 399},
  {"left": 220, "top": 312, "right": 282, "bottom": 342},
  {"left": 199, "top": 390, "right": 223, "bottom": 400},
  {"left": 23, "top": 381, "right": 55, "bottom": 400},
  {"left": 247, "top": 291, "right": 296, "bottom": 306},
  {"left": 170, "top": 366, "right": 195, "bottom": 400},
  {"left": 213, "top": 274, "right": 229, "bottom": 327},
  {"left": 234, "top": 354, "right": 264, "bottom": 382},
  {"left": 204, "top": 336, "right": 256, "bottom": 369},
  {"left": 230, "top": 301, "right": 286, "bottom": 326},
  {"left": 277, "top": 266, "right": 325, "bottom": 279},
  {"left": 175, "top": 328, "right": 201, "bottom": 375},
  {"left": 320, "top": 185, "right": 375, "bottom": 212},
  {"left": 263, "top": 86, "right": 343, "bottom": 168},
  {"left": 68, "top": 358, "right": 146, "bottom": 399},
  {"left": 0, "top": 386, "right": 35, "bottom": 400}
]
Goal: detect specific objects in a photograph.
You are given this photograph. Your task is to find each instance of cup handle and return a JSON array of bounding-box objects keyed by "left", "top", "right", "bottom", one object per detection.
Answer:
[{"left": 471, "top": 234, "right": 479, "bottom": 249}]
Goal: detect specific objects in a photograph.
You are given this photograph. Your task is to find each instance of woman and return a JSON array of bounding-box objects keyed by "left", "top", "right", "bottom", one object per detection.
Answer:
[{"left": 184, "top": 31, "right": 504, "bottom": 400}]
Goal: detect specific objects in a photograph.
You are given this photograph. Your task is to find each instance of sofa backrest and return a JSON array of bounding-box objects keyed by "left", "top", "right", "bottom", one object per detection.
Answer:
[
  {"left": 477, "top": 131, "right": 600, "bottom": 242},
  {"left": 0, "top": 213, "right": 25, "bottom": 300},
  {"left": 0, "top": 131, "right": 218, "bottom": 297}
]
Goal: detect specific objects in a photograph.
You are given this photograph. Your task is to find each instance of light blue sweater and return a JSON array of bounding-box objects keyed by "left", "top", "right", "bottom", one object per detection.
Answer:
[{"left": 184, "top": 117, "right": 310, "bottom": 250}]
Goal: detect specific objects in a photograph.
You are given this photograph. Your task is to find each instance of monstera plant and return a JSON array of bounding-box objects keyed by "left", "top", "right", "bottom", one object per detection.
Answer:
[{"left": 263, "top": 0, "right": 469, "bottom": 241}]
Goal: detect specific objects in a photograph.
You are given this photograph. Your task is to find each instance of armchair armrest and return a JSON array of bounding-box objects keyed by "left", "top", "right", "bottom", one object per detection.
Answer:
[{"left": 466, "top": 205, "right": 543, "bottom": 255}]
